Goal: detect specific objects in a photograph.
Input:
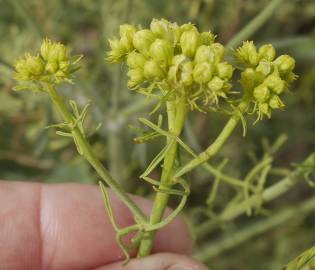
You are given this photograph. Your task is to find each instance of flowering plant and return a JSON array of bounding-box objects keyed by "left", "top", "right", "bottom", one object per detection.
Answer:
[{"left": 14, "top": 18, "right": 297, "bottom": 263}]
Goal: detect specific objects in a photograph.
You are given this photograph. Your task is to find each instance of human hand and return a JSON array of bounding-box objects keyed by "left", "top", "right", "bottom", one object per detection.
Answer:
[{"left": 0, "top": 181, "right": 208, "bottom": 270}]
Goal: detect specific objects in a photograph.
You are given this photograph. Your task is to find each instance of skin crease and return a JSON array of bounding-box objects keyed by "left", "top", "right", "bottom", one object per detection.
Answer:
[{"left": 0, "top": 181, "right": 209, "bottom": 270}]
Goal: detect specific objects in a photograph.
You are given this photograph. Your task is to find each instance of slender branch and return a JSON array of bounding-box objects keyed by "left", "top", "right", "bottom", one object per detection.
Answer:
[
  {"left": 207, "top": 159, "right": 228, "bottom": 207},
  {"left": 195, "top": 152, "right": 315, "bottom": 239},
  {"left": 243, "top": 156, "right": 273, "bottom": 215},
  {"left": 45, "top": 83, "right": 147, "bottom": 222},
  {"left": 174, "top": 99, "right": 250, "bottom": 179},
  {"left": 201, "top": 162, "right": 255, "bottom": 190}
]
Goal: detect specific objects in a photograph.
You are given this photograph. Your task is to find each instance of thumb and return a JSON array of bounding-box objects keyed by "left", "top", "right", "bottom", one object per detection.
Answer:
[{"left": 93, "top": 253, "right": 209, "bottom": 270}]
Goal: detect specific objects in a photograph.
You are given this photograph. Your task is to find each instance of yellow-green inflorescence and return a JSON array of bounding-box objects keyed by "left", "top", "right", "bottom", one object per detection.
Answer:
[
  {"left": 106, "top": 19, "right": 297, "bottom": 119},
  {"left": 236, "top": 41, "right": 297, "bottom": 120},
  {"left": 106, "top": 18, "right": 233, "bottom": 111},
  {"left": 14, "top": 39, "right": 82, "bottom": 91}
]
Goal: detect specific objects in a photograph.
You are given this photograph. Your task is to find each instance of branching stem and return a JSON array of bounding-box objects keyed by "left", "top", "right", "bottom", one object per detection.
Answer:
[
  {"left": 138, "top": 96, "right": 187, "bottom": 257},
  {"left": 174, "top": 99, "right": 250, "bottom": 179},
  {"left": 45, "top": 83, "right": 147, "bottom": 223},
  {"left": 195, "top": 152, "right": 315, "bottom": 239}
]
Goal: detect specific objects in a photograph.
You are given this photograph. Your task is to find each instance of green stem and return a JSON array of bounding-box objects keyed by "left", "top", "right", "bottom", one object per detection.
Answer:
[
  {"left": 45, "top": 83, "right": 147, "bottom": 223},
  {"left": 174, "top": 99, "right": 249, "bottom": 179},
  {"left": 137, "top": 97, "right": 187, "bottom": 257},
  {"left": 201, "top": 162, "right": 254, "bottom": 190},
  {"left": 226, "top": 0, "right": 285, "bottom": 48},
  {"left": 194, "top": 195, "right": 315, "bottom": 262},
  {"left": 195, "top": 152, "right": 315, "bottom": 239},
  {"left": 243, "top": 156, "right": 273, "bottom": 215}
]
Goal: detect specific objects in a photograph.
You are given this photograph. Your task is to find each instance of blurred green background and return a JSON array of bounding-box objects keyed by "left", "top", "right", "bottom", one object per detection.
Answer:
[{"left": 0, "top": 0, "right": 315, "bottom": 269}]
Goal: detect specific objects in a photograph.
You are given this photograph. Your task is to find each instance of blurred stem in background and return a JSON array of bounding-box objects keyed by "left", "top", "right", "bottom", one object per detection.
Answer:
[
  {"left": 100, "top": 0, "right": 133, "bottom": 189},
  {"left": 195, "top": 193, "right": 315, "bottom": 262},
  {"left": 226, "top": 0, "right": 285, "bottom": 48}
]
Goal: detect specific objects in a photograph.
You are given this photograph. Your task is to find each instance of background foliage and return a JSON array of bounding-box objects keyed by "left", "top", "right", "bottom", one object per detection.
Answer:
[{"left": 0, "top": 0, "right": 314, "bottom": 269}]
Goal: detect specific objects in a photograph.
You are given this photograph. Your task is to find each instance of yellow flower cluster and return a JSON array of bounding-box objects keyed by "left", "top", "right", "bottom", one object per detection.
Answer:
[
  {"left": 237, "top": 41, "right": 296, "bottom": 119},
  {"left": 14, "top": 39, "right": 81, "bottom": 86},
  {"left": 106, "top": 18, "right": 234, "bottom": 110}
]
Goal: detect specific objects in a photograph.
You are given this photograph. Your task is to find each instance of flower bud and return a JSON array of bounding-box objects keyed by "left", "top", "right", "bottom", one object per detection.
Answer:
[
  {"left": 46, "top": 61, "right": 59, "bottom": 74},
  {"left": 167, "top": 66, "right": 177, "bottom": 83},
  {"left": 14, "top": 59, "right": 30, "bottom": 81},
  {"left": 253, "top": 84, "right": 270, "bottom": 103},
  {"left": 143, "top": 60, "right": 164, "bottom": 80},
  {"left": 236, "top": 41, "right": 258, "bottom": 66},
  {"left": 274, "top": 55, "right": 295, "bottom": 75},
  {"left": 216, "top": 62, "right": 234, "bottom": 79},
  {"left": 26, "top": 54, "right": 44, "bottom": 75},
  {"left": 167, "top": 55, "right": 186, "bottom": 83},
  {"left": 172, "top": 25, "right": 182, "bottom": 45},
  {"left": 132, "top": 30, "right": 155, "bottom": 56},
  {"left": 269, "top": 95, "right": 285, "bottom": 109},
  {"left": 240, "top": 68, "right": 264, "bottom": 92},
  {"left": 120, "top": 37, "right": 133, "bottom": 52},
  {"left": 120, "top": 24, "right": 136, "bottom": 40},
  {"left": 40, "top": 39, "right": 53, "bottom": 60},
  {"left": 180, "top": 29, "right": 201, "bottom": 57},
  {"left": 150, "top": 19, "right": 176, "bottom": 43},
  {"left": 119, "top": 24, "right": 136, "bottom": 51},
  {"left": 195, "top": 45, "right": 214, "bottom": 63},
  {"left": 264, "top": 74, "right": 285, "bottom": 95},
  {"left": 149, "top": 39, "right": 173, "bottom": 64},
  {"left": 48, "top": 43, "right": 67, "bottom": 62},
  {"left": 127, "top": 52, "right": 146, "bottom": 69},
  {"left": 180, "top": 23, "right": 198, "bottom": 33},
  {"left": 150, "top": 19, "right": 168, "bottom": 36},
  {"left": 171, "top": 54, "right": 186, "bottom": 66},
  {"left": 256, "top": 60, "right": 272, "bottom": 76},
  {"left": 180, "top": 61, "right": 194, "bottom": 86},
  {"left": 193, "top": 62, "right": 213, "bottom": 84},
  {"left": 127, "top": 68, "right": 145, "bottom": 88},
  {"left": 201, "top": 31, "right": 215, "bottom": 45},
  {"left": 15, "top": 59, "right": 27, "bottom": 73},
  {"left": 258, "top": 103, "right": 271, "bottom": 118},
  {"left": 258, "top": 44, "right": 276, "bottom": 61},
  {"left": 208, "top": 76, "right": 224, "bottom": 92},
  {"left": 106, "top": 38, "right": 126, "bottom": 62},
  {"left": 210, "top": 43, "right": 225, "bottom": 62}
]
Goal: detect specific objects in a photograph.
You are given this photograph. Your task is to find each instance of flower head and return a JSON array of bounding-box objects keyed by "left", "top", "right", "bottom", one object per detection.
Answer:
[
  {"left": 237, "top": 42, "right": 297, "bottom": 120},
  {"left": 106, "top": 19, "right": 233, "bottom": 111},
  {"left": 105, "top": 19, "right": 296, "bottom": 116},
  {"left": 14, "top": 39, "right": 82, "bottom": 91}
]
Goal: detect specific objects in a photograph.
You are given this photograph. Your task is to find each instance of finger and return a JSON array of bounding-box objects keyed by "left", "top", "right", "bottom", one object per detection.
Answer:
[
  {"left": 0, "top": 181, "right": 193, "bottom": 270},
  {"left": 93, "top": 253, "right": 209, "bottom": 270}
]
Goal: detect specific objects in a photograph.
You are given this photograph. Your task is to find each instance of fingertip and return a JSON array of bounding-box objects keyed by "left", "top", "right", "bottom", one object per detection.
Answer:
[
  {"left": 0, "top": 181, "right": 195, "bottom": 269},
  {"left": 93, "top": 253, "right": 209, "bottom": 270}
]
